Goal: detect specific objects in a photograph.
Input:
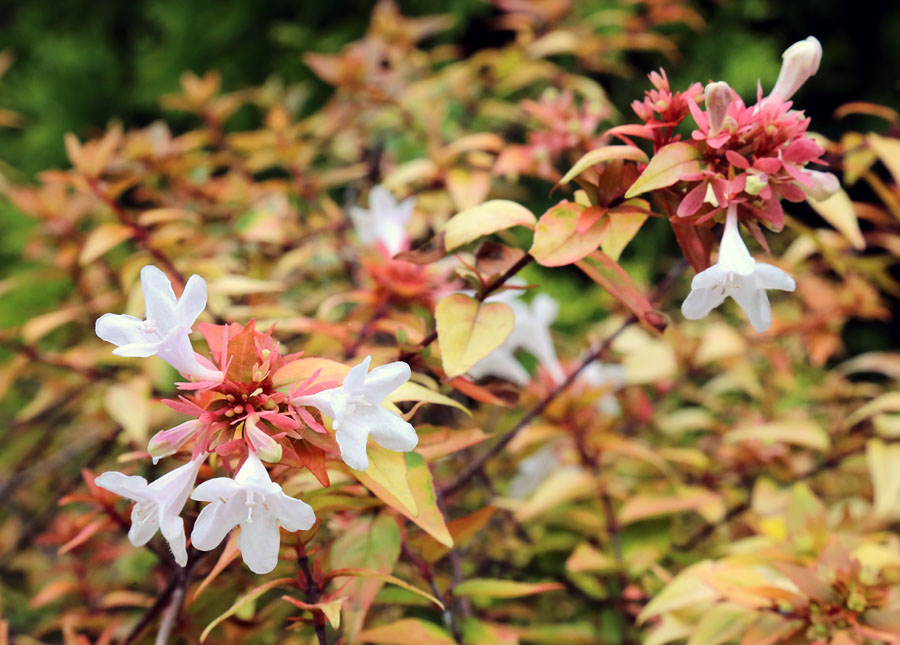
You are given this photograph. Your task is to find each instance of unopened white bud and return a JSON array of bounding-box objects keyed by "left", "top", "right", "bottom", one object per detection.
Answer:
[
  {"left": 802, "top": 170, "right": 840, "bottom": 201},
  {"left": 704, "top": 81, "right": 732, "bottom": 135},
  {"left": 771, "top": 36, "right": 822, "bottom": 101}
]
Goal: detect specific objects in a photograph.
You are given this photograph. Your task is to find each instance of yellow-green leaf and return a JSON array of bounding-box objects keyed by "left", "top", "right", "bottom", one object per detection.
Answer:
[
  {"left": 443, "top": 200, "right": 536, "bottom": 251},
  {"left": 435, "top": 294, "right": 515, "bottom": 379},
  {"left": 104, "top": 379, "right": 151, "bottom": 445},
  {"left": 808, "top": 188, "right": 865, "bottom": 250},
  {"left": 453, "top": 578, "right": 563, "bottom": 599},
  {"left": 529, "top": 201, "right": 609, "bottom": 267},
  {"left": 624, "top": 142, "right": 702, "bottom": 198},
  {"left": 514, "top": 468, "right": 596, "bottom": 522},
  {"left": 359, "top": 618, "right": 455, "bottom": 645},
  {"left": 565, "top": 542, "right": 617, "bottom": 573},
  {"left": 326, "top": 570, "right": 444, "bottom": 610},
  {"left": 601, "top": 200, "right": 649, "bottom": 261},
  {"left": 843, "top": 391, "right": 900, "bottom": 429},
  {"left": 389, "top": 381, "right": 471, "bottom": 416},
  {"left": 687, "top": 603, "right": 755, "bottom": 645},
  {"left": 557, "top": 145, "right": 648, "bottom": 186}
]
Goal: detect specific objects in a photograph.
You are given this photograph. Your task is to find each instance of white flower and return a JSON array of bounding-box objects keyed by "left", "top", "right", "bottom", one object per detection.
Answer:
[
  {"left": 770, "top": 36, "right": 822, "bottom": 102},
  {"left": 580, "top": 362, "right": 627, "bottom": 415},
  {"left": 704, "top": 81, "right": 732, "bottom": 135},
  {"left": 681, "top": 203, "right": 795, "bottom": 332},
  {"left": 95, "top": 454, "right": 205, "bottom": 566},
  {"left": 349, "top": 185, "right": 415, "bottom": 256},
  {"left": 95, "top": 265, "right": 223, "bottom": 382},
  {"left": 508, "top": 444, "right": 559, "bottom": 499},
  {"left": 190, "top": 452, "right": 315, "bottom": 574},
  {"left": 469, "top": 289, "right": 565, "bottom": 385},
  {"left": 292, "top": 356, "right": 417, "bottom": 471}
]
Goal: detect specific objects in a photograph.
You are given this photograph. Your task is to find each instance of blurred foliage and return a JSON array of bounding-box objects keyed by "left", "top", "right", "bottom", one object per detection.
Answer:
[{"left": 1, "top": 1, "right": 900, "bottom": 644}]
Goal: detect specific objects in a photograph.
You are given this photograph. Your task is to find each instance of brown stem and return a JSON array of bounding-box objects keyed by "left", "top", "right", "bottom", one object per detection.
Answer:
[{"left": 297, "top": 546, "right": 329, "bottom": 645}]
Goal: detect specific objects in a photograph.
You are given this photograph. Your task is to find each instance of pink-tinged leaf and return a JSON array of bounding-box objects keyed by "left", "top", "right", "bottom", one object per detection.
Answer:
[
  {"left": 359, "top": 618, "right": 456, "bottom": 645},
  {"left": 58, "top": 518, "right": 108, "bottom": 555},
  {"left": 453, "top": 578, "right": 563, "bottom": 599},
  {"left": 575, "top": 251, "right": 665, "bottom": 332},
  {"left": 192, "top": 532, "right": 240, "bottom": 603},
  {"left": 282, "top": 595, "right": 347, "bottom": 629},
  {"left": 200, "top": 577, "right": 294, "bottom": 642},
  {"left": 530, "top": 201, "right": 609, "bottom": 267},
  {"left": 624, "top": 142, "right": 703, "bottom": 198},
  {"left": 443, "top": 200, "right": 536, "bottom": 251},
  {"left": 671, "top": 220, "right": 715, "bottom": 272},
  {"left": 272, "top": 356, "right": 349, "bottom": 388},
  {"left": 557, "top": 145, "right": 648, "bottom": 187},
  {"left": 415, "top": 428, "right": 490, "bottom": 462},
  {"left": 282, "top": 440, "right": 330, "bottom": 487}
]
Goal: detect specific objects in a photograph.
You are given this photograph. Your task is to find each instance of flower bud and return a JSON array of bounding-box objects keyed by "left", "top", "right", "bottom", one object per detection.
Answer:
[
  {"left": 801, "top": 169, "right": 840, "bottom": 201},
  {"left": 148, "top": 419, "right": 202, "bottom": 464},
  {"left": 745, "top": 172, "right": 769, "bottom": 196},
  {"left": 704, "top": 81, "right": 732, "bottom": 135},
  {"left": 244, "top": 415, "right": 283, "bottom": 463},
  {"left": 771, "top": 36, "right": 822, "bottom": 101}
]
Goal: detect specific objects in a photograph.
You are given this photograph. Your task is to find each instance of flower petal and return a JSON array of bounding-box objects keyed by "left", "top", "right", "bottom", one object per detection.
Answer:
[
  {"left": 731, "top": 280, "right": 773, "bottom": 332},
  {"left": 158, "top": 512, "right": 188, "bottom": 566},
  {"left": 237, "top": 512, "right": 281, "bottom": 574},
  {"left": 343, "top": 356, "right": 371, "bottom": 393},
  {"left": 174, "top": 273, "right": 208, "bottom": 329},
  {"left": 366, "top": 406, "right": 419, "bottom": 454},
  {"left": 191, "top": 477, "right": 241, "bottom": 503},
  {"left": 95, "top": 313, "right": 150, "bottom": 350},
  {"left": 234, "top": 452, "right": 273, "bottom": 487},
  {"left": 754, "top": 263, "right": 796, "bottom": 292},
  {"left": 370, "top": 184, "right": 398, "bottom": 214},
  {"left": 191, "top": 497, "right": 241, "bottom": 551},
  {"left": 140, "top": 265, "right": 178, "bottom": 330},
  {"left": 468, "top": 346, "right": 530, "bottom": 385},
  {"left": 270, "top": 491, "right": 316, "bottom": 533},
  {"left": 681, "top": 286, "right": 727, "bottom": 321},
  {"left": 363, "top": 360, "right": 411, "bottom": 402},
  {"left": 335, "top": 422, "right": 371, "bottom": 471},
  {"left": 128, "top": 505, "right": 160, "bottom": 546},
  {"left": 95, "top": 471, "right": 149, "bottom": 502}
]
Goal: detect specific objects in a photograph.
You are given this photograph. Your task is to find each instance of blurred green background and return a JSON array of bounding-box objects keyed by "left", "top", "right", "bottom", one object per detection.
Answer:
[{"left": 0, "top": 0, "right": 898, "bottom": 351}]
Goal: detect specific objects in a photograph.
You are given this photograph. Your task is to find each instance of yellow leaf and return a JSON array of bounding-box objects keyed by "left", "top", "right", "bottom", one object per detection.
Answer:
[
  {"left": 79, "top": 223, "right": 134, "bottom": 265},
  {"left": 868, "top": 133, "right": 900, "bottom": 185},
  {"left": 529, "top": 201, "right": 609, "bottom": 267},
  {"left": 687, "top": 603, "right": 755, "bottom": 645},
  {"left": 637, "top": 562, "right": 718, "bottom": 623},
  {"left": 389, "top": 381, "right": 471, "bottom": 415},
  {"left": 807, "top": 188, "right": 865, "bottom": 250},
  {"left": 694, "top": 322, "right": 748, "bottom": 365},
  {"left": 353, "top": 444, "right": 417, "bottom": 515},
  {"left": 453, "top": 578, "right": 563, "bottom": 599},
  {"left": 866, "top": 439, "right": 900, "bottom": 518},
  {"left": 725, "top": 419, "right": 830, "bottom": 451},
  {"left": 624, "top": 142, "right": 702, "bottom": 198},
  {"left": 601, "top": 200, "right": 649, "bottom": 261},
  {"left": 435, "top": 294, "right": 515, "bottom": 379},
  {"left": 443, "top": 200, "right": 535, "bottom": 251},
  {"left": 446, "top": 168, "right": 491, "bottom": 211},
  {"left": 104, "top": 379, "right": 150, "bottom": 445},
  {"left": 557, "top": 145, "right": 648, "bottom": 187},
  {"left": 22, "top": 306, "right": 83, "bottom": 344},
  {"left": 619, "top": 487, "right": 723, "bottom": 525},
  {"left": 843, "top": 391, "right": 900, "bottom": 429}
]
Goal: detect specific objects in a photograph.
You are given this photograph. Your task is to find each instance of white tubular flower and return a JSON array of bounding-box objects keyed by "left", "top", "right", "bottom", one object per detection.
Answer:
[
  {"left": 95, "top": 265, "right": 223, "bottom": 382},
  {"left": 770, "top": 36, "right": 822, "bottom": 101},
  {"left": 349, "top": 184, "right": 415, "bottom": 257},
  {"left": 508, "top": 444, "right": 559, "bottom": 499},
  {"left": 681, "top": 203, "right": 796, "bottom": 333},
  {"left": 580, "top": 362, "right": 627, "bottom": 416},
  {"left": 469, "top": 288, "right": 565, "bottom": 385},
  {"left": 704, "top": 81, "right": 732, "bottom": 135},
  {"left": 190, "top": 452, "right": 315, "bottom": 574},
  {"left": 95, "top": 454, "right": 205, "bottom": 566},
  {"left": 801, "top": 169, "right": 841, "bottom": 201},
  {"left": 293, "top": 356, "right": 417, "bottom": 471}
]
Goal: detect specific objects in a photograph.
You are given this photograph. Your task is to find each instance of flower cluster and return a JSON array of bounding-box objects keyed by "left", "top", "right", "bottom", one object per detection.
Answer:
[
  {"left": 624, "top": 37, "right": 836, "bottom": 332},
  {"left": 93, "top": 266, "right": 419, "bottom": 573}
]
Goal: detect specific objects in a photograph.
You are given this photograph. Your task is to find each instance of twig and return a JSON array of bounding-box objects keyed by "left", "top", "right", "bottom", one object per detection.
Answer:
[{"left": 297, "top": 546, "right": 329, "bottom": 645}]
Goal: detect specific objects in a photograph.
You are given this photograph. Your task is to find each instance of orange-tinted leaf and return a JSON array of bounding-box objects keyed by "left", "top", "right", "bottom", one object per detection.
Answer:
[
  {"left": 624, "top": 142, "right": 702, "bottom": 198},
  {"left": 530, "top": 201, "right": 609, "bottom": 267}
]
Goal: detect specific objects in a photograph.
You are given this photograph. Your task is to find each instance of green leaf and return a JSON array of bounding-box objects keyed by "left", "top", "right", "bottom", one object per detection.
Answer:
[
  {"left": 624, "top": 142, "right": 702, "bottom": 198},
  {"left": 359, "top": 618, "right": 456, "bottom": 645},
  {"left": 200, "top": 577, "right": 293, "bottom": 642},
  {"left": 325, "top": 569, "right": 444, "bottom": 610}
]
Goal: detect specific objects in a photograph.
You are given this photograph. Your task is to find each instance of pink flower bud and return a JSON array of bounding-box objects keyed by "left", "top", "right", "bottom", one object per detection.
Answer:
[
  {"left": 704, "top": 81, "right": 732, "bottom": 135},
  {"left": 148, "top": 419, "right": 202, "bottom": 464},
  {"left": 244, "top": 414, "right": 283, "bottom": 463},
  {"left": 802, "top": 169, "right": 840, "bottom": 201},
  {"left": 771, "top": 36, "right": 822, "bottom": 101}
]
